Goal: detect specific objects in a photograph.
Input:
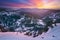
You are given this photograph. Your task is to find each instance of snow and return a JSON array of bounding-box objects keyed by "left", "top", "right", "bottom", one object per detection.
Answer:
[{"left": 0, "top": 24, "right": 60, "bottom": 40}]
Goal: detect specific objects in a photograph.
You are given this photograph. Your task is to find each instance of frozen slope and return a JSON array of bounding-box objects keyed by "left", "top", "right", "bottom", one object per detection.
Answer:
[{"left": 0, "top": 23, "right": 60, "bottom": 40}]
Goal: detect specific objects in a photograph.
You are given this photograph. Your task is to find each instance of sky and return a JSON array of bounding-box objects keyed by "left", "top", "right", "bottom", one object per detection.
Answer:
[{"left": 0, "top": 0, "right": 60, "bottom": 9}]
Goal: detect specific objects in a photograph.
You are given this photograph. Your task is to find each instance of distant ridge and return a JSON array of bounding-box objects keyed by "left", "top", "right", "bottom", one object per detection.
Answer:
[{"left": 0, "top": 8, "right": 60, "bottom": 19}]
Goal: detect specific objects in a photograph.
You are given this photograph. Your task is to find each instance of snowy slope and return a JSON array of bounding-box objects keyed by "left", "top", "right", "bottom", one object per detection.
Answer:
[{"left": 0, "top": 23, "right": 60, "bottom": 40}]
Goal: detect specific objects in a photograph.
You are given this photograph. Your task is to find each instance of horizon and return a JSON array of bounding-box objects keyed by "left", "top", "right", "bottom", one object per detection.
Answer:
[{"left": 0, "top": 7, "right": 60, "bottom": 10}]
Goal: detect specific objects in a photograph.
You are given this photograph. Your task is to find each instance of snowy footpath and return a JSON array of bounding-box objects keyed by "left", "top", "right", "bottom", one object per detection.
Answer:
[{"left": 0, "top": 23, "right": 60, "bottom": 40}]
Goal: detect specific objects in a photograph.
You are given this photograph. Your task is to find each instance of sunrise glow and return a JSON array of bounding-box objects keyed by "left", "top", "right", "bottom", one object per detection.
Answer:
[{"left": 0, "top": 0, "right": 60, "bottom": 9}]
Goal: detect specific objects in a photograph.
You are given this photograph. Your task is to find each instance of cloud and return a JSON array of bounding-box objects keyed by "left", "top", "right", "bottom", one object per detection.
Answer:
[{"left": 0, "top": 0, "right": 60, "bottom": 9}]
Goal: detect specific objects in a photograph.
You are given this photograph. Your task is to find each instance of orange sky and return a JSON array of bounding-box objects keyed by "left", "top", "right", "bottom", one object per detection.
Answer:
[{"left": 0, "top": 0, "right": 60, "bottom": 9}]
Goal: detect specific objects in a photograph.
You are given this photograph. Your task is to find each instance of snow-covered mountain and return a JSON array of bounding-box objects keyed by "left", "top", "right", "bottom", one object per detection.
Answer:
[
  {"left": 0, "top": 23, "right": 60, "bottom": 40},
  {"left": 0, "top": 8, "right": 60, "bottom": 37}
]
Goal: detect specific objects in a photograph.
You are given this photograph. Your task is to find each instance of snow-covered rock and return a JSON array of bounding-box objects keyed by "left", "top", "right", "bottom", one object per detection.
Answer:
[{"left": 0, "top": 23, "right": 60, "bottom": 40}]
